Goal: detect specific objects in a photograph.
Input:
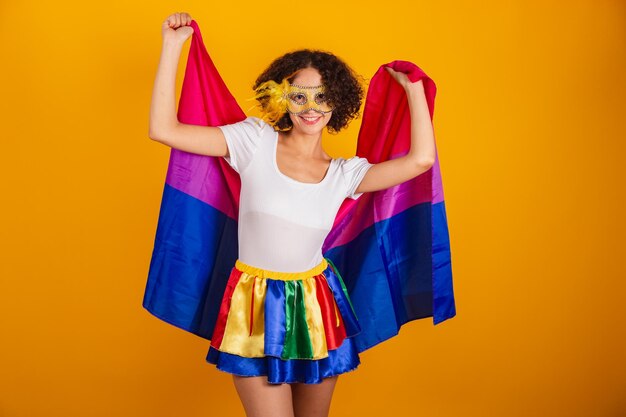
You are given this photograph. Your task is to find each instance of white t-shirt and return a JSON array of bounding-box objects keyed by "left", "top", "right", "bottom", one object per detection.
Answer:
[{"left": 219, "top": 116, "right": 374, "bottom": 272}]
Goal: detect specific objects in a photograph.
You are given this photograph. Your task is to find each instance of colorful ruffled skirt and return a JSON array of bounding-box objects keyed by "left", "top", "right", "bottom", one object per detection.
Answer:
[{"left": 206, "top": 257, "right": 362, "bottom": 384}]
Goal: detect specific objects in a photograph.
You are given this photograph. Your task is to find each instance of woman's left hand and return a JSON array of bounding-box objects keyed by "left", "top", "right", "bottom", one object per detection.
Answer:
[{"left": 385, "top": 67, "right": 423, "bottom": 90}]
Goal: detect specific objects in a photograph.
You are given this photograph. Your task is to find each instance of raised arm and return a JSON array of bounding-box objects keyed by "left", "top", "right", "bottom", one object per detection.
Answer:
[
  {"left": 355, "top": 71, "right": 436, "bottom": 195},
  {"left": 148, "top": 12, "right": 229, "bottom": 158}
]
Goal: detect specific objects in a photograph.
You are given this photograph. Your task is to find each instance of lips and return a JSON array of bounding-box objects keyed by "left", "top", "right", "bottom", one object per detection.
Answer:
[{"left": 300, "top": 115, "right": 321, "bottom": 125}]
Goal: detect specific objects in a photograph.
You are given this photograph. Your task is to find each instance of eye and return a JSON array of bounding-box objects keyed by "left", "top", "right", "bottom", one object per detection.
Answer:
[
  {"left": 314, "top": 92, "right": 327, "bottom": 104},
  {"left": 288, "top": 92, "right": 308, "bottom": 105}
]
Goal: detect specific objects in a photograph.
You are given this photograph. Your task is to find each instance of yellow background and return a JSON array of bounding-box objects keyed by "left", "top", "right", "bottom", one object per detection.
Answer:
[{"left": 1, "top": 0, "right": 625, "bottom": 416}]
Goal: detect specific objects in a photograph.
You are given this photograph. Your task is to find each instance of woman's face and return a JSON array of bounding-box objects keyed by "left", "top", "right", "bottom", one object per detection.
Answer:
[{"left": 287, "top": 67, "right": 333, "bottom": 135}]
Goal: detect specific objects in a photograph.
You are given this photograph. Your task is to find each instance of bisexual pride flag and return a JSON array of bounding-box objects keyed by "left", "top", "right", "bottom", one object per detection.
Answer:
[{"left": 143, "top": 20, "right": 456, "bottom": 355}]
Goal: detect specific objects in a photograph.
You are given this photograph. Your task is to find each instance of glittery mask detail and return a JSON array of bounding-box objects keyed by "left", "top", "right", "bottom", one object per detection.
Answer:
[{"left": 285, "top": 84, "right": 334, "bottom": 116}]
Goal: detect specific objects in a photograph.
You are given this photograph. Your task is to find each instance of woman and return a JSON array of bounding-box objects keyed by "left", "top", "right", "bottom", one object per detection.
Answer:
[{"left": 149, "top": 11, "right": 436, "bottom": 417}]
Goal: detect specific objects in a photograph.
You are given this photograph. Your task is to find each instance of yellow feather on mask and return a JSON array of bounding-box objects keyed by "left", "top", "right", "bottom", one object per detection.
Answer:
[{"left": 246, "top": 77, "right": 292, "bottom": 130}]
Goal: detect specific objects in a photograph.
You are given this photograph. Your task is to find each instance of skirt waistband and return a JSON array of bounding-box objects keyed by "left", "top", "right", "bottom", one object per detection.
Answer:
[{"left": 234, "top": 258, "right": 329, "bottom": 281}]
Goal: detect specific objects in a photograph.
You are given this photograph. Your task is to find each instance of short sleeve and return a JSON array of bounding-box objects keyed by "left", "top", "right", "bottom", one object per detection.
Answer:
[
  {"left": 219, "top": 116, "right": 267, "bottom": 174},
  {"left": 340, "top": 156, "right": 375, "bottom": 200}
]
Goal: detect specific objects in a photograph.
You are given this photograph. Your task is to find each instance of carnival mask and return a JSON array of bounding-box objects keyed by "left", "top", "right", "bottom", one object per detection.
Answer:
[
  {"left": 250, "top": 77, "right": 335, "bottom": 129},
  {"left": 285, "top": 84, "right": 334, "bottom": 115}
]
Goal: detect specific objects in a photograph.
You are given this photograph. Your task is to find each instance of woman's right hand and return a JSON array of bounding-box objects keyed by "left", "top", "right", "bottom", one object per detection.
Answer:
[{"left": 161, "top": 12, "right": 194, "bottom": 44}]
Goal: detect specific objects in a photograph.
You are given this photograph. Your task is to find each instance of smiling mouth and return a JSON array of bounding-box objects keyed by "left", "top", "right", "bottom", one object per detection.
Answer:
[{"left": 300, "top": 115, "right": 322, "bottom": 124}]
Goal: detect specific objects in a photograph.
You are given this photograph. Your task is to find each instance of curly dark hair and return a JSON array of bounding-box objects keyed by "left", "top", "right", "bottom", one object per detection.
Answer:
[{"left": 252, "top": 49, "right": 366, "bottom": 134}]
